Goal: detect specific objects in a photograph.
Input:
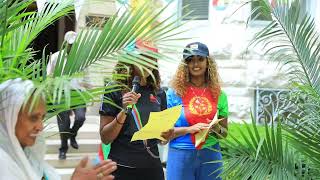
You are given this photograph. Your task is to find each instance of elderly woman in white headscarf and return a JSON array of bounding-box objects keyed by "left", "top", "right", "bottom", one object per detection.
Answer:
[{"left": 0, "top": 79, "right": 116, "bottom": 180}]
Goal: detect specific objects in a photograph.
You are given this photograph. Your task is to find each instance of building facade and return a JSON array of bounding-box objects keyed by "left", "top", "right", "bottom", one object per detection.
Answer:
[
  {"left": 54, "top": 0, "right": 320, "bottom": 122},
  {"left": 158, "top": 0, "right": 320, "bottom": 122}
]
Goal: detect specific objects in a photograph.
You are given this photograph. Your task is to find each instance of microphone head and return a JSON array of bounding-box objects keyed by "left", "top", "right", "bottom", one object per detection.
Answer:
[
  {"left": 132, "top": 76, "right": 141, "bottom": 85},
  {"left": 132, "top": 76, "right": 141, "bottom": 92}
]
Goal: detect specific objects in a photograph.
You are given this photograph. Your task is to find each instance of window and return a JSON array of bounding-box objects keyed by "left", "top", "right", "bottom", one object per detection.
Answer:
[
  {"left": 181, "top": 0, "right": 209, "bottom": 20},
  {"left": 85, "top": 15, "right": 110, "bottom": 28}
]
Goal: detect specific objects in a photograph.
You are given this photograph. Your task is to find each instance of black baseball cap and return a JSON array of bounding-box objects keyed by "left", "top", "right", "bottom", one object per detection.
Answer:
[{"left": 183, "top": 42, "right": 209, "bottom": 60}]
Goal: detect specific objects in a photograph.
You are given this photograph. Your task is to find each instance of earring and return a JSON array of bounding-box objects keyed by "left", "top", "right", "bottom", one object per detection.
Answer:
[{"left": 207, "top": 67, "right": 211, "bottom": 82}]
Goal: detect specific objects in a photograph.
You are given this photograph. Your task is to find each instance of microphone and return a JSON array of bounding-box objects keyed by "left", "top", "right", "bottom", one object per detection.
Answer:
[
  {"left": 125, "top": 76, "right": 141, "bottom": 114},
  {"left": 132, "top": 76, "right": 141, "bottom": 92}
]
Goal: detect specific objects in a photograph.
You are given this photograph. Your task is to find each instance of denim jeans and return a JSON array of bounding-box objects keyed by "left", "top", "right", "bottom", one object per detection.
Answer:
[{"left": 166, "top": 143, "right": 223, "bottom": 180}]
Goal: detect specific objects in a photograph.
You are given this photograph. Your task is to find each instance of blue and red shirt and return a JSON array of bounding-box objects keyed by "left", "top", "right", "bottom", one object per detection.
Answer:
[{"left": 167, "top": 86, "right": 229, "bottom": 149}]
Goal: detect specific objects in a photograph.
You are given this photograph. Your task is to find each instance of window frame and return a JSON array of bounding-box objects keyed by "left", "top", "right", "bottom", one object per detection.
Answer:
[{"left": 179, "top": 0, "right": 210, "bottom": 21}]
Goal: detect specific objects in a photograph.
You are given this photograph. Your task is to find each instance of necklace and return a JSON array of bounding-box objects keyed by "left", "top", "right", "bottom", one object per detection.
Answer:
[
  {"left": 190, "top": 86, "right": 207, "bottom": 97},
  {"left": 189, "top": 81, "right": 206, "bottom": 88}
]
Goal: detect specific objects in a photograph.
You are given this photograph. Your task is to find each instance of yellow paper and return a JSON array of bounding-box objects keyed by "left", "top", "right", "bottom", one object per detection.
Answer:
[
  {"left": 195, "top": 112, "right": 223, "bottom": 148},
  {"left": 131, "top": 105, "right": 182, "bottom": 142}
]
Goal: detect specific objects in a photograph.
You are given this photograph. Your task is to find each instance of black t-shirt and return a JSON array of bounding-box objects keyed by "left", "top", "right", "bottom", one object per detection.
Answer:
[{"left": 99, "top": 84, "right": 167, "bottom": 168}]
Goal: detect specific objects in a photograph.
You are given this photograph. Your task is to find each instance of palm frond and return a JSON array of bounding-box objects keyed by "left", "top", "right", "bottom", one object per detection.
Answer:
[
  {"left": 247, "top": 0, "right": 320, "bottom": 173},
  {"left": 283, "top": 84, "right": 320, "bottom": 167},
  {"left": 249, "top": 0, "right": 320, "bottom": 94},
  {"left": 32, "top": 75, "right": 124, "bottom": 119},
  {"left": 0, "top": 0, "right": 74, "bottom": 80},
  {"left": 54, "top": 1, "right": 185, "bottom": 77},
  {"left": 219, "top": 114, "right": 317, "bottom": 179},
  {"left": 1, "top": 1, "right": 189, "bottom": 123},
  {"left": 9, "top": 1, "right": 74, "bottom": 68}
]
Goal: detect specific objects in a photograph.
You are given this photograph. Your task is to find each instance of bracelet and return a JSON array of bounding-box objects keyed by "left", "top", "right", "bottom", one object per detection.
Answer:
[{"left": 115, "top": 115, "right": 124, "bottom": 125}]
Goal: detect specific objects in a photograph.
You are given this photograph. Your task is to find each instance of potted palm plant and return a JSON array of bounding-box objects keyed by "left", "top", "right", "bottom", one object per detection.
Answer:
[{"left": 218, "top": 0, "right": 320, "bottom": 179}]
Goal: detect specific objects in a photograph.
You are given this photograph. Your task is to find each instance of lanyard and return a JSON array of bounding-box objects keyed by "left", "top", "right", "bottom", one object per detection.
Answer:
[
  {"left": 131, "top": 104, "right": 159, "bottom": 159},
  {"left": 131, "top": 104, "right": 143, "bottom": 130}
]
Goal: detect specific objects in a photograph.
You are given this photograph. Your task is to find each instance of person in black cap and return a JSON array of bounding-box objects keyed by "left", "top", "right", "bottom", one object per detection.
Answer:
[
  {"left": 166, "top": 42, "right": 229, "bottom": 180},
  {"left": 99, "top": 39, "right": 174, "bottom": 180}
]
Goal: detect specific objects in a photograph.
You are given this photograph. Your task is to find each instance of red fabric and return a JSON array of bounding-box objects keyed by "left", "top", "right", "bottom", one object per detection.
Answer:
[
  {"left": 136, "top": 39, "right": 158, "bottom": 53},
  {"left": 213, "top": 0, "right": 219, "bottom": 6},
  {"left": 271, "top": 0, "right": 276, "bottom": 7},
  {"left": 149, "top": 94, "right": 158, "bottom": 103},
  {"left": 182, "top": 86, "right": 218, "bottom": 149},
  {"left": 98, "top": 144, "right": 104, "bottom": 160}
]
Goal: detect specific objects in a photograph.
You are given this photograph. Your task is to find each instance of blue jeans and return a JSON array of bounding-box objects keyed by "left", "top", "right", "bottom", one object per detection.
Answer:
[{"left": 166, "top": 143, "right": 223, "bottom": 180}]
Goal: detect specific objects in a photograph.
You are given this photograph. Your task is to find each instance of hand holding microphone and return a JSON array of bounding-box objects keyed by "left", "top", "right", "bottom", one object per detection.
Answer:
[
  {"left": 122, "top": 76, "right": 141, "bottom": 113},
  {"left": 122, "top": 92, "right": 141, "bottom": 107},
  {"left": 131, "top": 76, "right": 140, "bottom": 93}
]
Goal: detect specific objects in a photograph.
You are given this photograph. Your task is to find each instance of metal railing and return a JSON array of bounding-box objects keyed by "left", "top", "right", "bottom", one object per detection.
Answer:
[{"left": 254, "top": 87, "right": 301, "bottom": 124}]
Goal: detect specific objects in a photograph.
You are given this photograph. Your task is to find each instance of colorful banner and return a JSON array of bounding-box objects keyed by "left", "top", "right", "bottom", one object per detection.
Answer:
[{"left": 213, "top": 0, "right": 230, "bottom": 11}]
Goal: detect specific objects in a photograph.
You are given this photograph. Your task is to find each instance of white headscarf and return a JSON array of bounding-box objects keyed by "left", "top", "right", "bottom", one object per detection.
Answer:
[{"left": 0, "top": 79, "right": 60, "bottom": 180}]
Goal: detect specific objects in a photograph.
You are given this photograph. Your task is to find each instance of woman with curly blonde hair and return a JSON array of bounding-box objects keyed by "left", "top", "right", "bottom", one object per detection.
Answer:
[{"left": 166, "top": 42, "right": 229, "bottom": 180}]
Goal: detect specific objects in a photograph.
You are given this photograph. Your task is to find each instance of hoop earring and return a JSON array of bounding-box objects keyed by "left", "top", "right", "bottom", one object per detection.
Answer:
[{"left": 207, "top": 68, "right": 211, "bottom": 82}]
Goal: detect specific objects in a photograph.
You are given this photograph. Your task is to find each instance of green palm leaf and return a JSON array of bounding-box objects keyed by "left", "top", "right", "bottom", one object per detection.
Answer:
[
  {"left": 53, "top": 1, "right": 185, "bottom": 77},
  {"left": 0, "top": 0, "right": 73, "bottom": 79},
  {"left": 283, "top": 85, "right": 320, "bottom": 166},
  {"left": 1, "top": 0, "right": 188, "bottom": 119},
  {"left": 247, "top": 0, "right": 320, "bottom": 172},
  {"left": 219, "top": 114, "right": 316, "bottom": 179},
  {"left": 249, "top": 0, "right": 320, "bottom": 93}
]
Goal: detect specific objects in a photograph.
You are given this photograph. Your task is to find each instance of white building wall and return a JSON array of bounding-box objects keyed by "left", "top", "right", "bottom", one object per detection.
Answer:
[
  {"left": 159, "top": 0, "right": 319, "bottom": 122},
  {"left": 80, "top": 0, "right": 319, "bottom": 121}
]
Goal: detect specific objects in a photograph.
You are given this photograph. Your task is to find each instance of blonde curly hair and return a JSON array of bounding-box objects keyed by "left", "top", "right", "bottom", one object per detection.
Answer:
[{"left": 170, "top": 56, "right": 221, "bottom": 98}]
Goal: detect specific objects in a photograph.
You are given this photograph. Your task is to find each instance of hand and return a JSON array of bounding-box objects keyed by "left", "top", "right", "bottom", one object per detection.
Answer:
[
  {"left": 71, "top": 156, "right": 117, "bottom": 180},
  {"left": 187, "top": 123, "right": 210, "bottom": 134},
  {"left": 160, "top": 128, "right": 174, "bottom": 142},
  {"left": 208, "top": 118, "right": 224, "bottom": 134},
  {"left": 122, "top": 92, "right": 141, "bottom": 107},
  {"left": 210, "top": 123, "right": 221, "bottom": 134}
]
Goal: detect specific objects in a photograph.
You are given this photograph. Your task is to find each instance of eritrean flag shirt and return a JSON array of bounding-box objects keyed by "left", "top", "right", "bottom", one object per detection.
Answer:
[{"left": 167, "top": 86, "right": 228, "bottom": 149}]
